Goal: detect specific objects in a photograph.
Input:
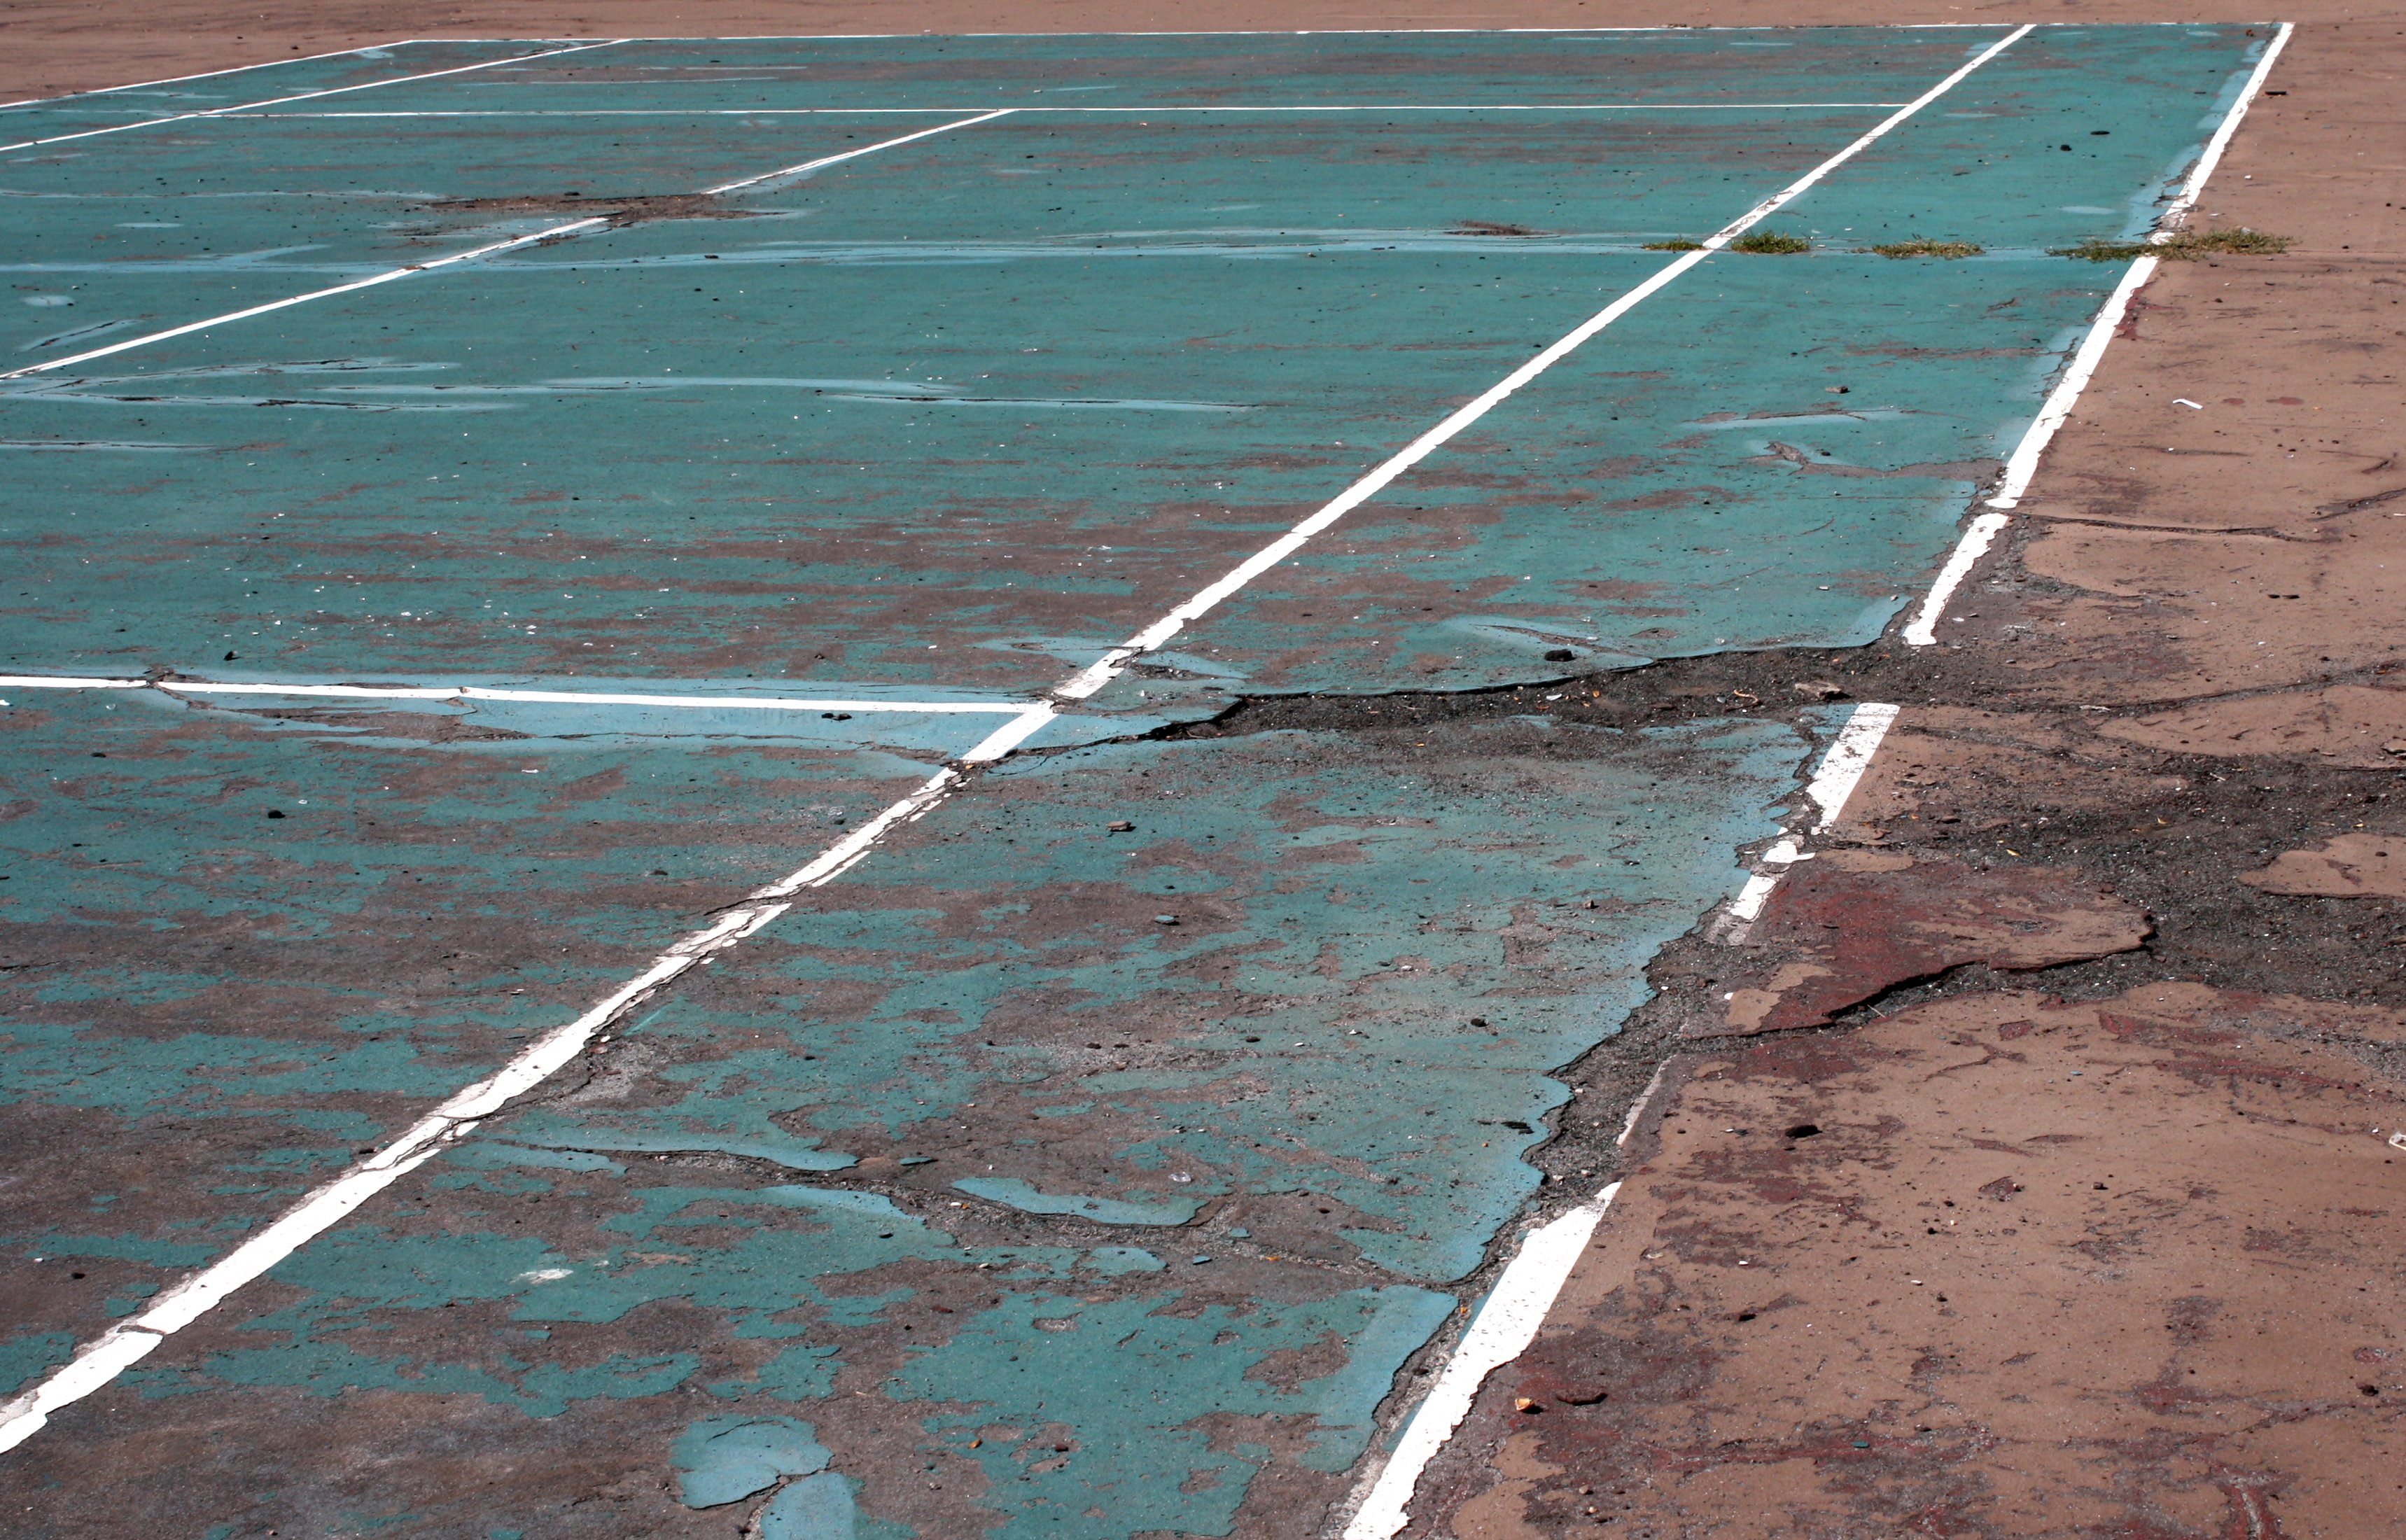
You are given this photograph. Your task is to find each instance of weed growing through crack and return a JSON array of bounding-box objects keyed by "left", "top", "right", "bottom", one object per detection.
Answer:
[
  {"left": 1870, "top": 238, "right": 1983, "bottom": 258},
  {"left": 1730, "top": 230, "right": 1812, "bottom": 255},
  {"left": 2052, "top": 227, "right": 2292, "bottom": 261},
  {"left": 1642, "top": 237, "right": 1704, "bottom": 251}
]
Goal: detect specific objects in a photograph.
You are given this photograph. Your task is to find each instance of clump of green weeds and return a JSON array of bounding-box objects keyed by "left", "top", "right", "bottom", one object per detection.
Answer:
[
  {"left": 1869, "top": 238, "right": 1983, "bottom": 258},
  {"left": 1642, "top": 237, "right": 1704, "bottom": 251},
  {"left": 1729, "top": 230, "right": 1812, "bottom": 255},
  {"left": 2052, "top": 226, "right": 2291, "bottom": 261}
]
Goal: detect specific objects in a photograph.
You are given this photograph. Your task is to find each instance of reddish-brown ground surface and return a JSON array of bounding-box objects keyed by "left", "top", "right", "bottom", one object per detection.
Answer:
[{"left": 6, "top": 3, "right": 2403, "bottom": 1535}]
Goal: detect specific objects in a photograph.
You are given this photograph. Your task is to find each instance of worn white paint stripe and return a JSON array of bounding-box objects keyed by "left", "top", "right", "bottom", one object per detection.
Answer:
[
  {"left": 0, "top": 707, "right": 1057, "bottom": 1455},
  {"left": 0, "top": 673, "right": 1035, "bottom": 714},
  {"left": 1901, "top": 21, "right": 2290, "bottom": 648},
  {"left": 0, "top": 40, "right": 628, "bottom": 155},
  {"left": 0, "top": 33, "right": 2022, "bottom": 1452},
  {"left": 1345, "top": 709, "right": 1908, "bottom": 1534},
  {"left": 2160, "top": 20, "right": 2291, "bottom": 232},
  {"left": 1898, "top": 507, "right": 2015, "bottom": 646},
  {"left": 1616, "top": 1062, "right": 1673, "bottom": 1147},
  {"left": 1340, "top": 1184, "right": 1622, "bottom": 1540},
  {"left": 0, "top": 219, "right": 607, "bottom": 382},
  {"left": 249, "top": 101, "right": 1911, "bottom": 119},
  {"left": 0, "top": 38, "right": 422, "bottom": 111},
  {"left": 1719, "top": 701, "right": 1898, "bottom": 934},
  {"left": 455, "top": 24, "right": 1996, "bottom": 37},
  {"left": 1054, "top": 24, "right": 2032, "bottom": 706},
  {"left": 0, "top": 674, "right": 146, "bottom": 691},
  {"left": 0, "top": 111, "right": 1012, "bottom": 383},
  {"left": 1803, "top": 701, "right": 1898, "bottom": 827}
]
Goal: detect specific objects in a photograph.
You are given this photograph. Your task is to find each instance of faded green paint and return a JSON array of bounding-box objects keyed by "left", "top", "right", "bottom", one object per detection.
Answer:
[
  {"left": 895, "top": 1287, "right": 1456, "bottom": 1534},
  {"left": 0, "top": 27, "right": 2276, "bottom": 1540},
  {"left": 673, "top": 1413, "right": 832, "bottom": 1508}
]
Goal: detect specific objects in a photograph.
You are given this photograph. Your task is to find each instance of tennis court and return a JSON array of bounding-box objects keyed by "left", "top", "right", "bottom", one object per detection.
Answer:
[{"left": 0, "top": 24, "right": 2272, "bottom": 1537}]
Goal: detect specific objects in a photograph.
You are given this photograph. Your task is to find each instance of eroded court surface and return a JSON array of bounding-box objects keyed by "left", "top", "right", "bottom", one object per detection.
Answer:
[{"left": 0, "top": 25, "right": 2273, "bottom": 1538}]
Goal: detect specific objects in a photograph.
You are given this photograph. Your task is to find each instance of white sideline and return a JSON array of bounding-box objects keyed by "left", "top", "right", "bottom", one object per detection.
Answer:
[
  {"left": 1720, "top": 701, "right": 1900, "bottom": 936},
  {"left": 0, "top": 110, "right": 1014, "bottom": 383},
  {"left": 0, "top": 25, "right": 2027, "bottom": 1457},
  {"left": 1900, "top": 20, "right": 2293, "bottom": 647},
  {"left": 0, "top": 40, "right": 627, "bottom": 155},
  {"left": 1338, "top": 1186, "right": 1623, "bottom": 1540},
  {"left": 0, "top": 674, "right": 1036, "bottom": 715},
  {"left": 1052, "top": 24, "right": 2031, "bottom": 708}
]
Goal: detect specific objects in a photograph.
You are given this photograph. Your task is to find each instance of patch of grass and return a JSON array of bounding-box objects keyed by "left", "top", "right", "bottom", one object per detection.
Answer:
[
  {"left": 1869, "top": 238, "right": 1982, "bottom": 259},
  {"left": 1729, "top": 230, "right": 1812, "bottom": 255},
  {"left": 1642, "top": 237, "right": 1704, "bottom": 251},
  {"left": 2052, "top": 226, "right": 2292, "bottom": 261}
]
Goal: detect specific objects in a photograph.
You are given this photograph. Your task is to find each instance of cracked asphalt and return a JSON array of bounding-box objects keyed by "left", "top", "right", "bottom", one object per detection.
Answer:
[{"left": 7, "top": 16, "right": 2398, "bottom": 1540}]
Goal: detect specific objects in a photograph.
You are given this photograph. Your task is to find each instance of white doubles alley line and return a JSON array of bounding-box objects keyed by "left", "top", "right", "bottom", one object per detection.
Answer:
[
  {"left": 0, "top": 110, "right": 1016, "bottom": 383},
  {"left": 240, "top": 100, "right": 1915, "bottom": 119},
  {"left": 0, "top": 27, "right": 2031, "bottom": 1455},
  {"left": 1341, "top": 1186, "right": 1625, "bottom": 1540},
  {"left": 1901, "top": 20, "right": 2293, "bottom": 648},
  {"left": 0, "top": 39, "right": 629, "bottom": 155}
]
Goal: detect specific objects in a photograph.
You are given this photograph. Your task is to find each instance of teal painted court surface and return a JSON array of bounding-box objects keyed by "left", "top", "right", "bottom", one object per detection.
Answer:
[{"left": 1, "top": 26, "right": 2266, "bottom": 1537}]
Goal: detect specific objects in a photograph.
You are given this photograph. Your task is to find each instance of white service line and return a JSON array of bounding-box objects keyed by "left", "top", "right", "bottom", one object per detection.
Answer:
[
  {"left": 1052, "top": 24, "right": 2031, "bottom": 708},
  {"left": 1338, "top": 1184, "right": 1623, "bottom": 1540},
  {"left": 1719, "top": 701, "right": 1899, "bottom": 937},
  {"left": 0, "top": 39, "right": 628, "bottom": 155},
  {"left": 510, "top": 24, "right": 1992, "bottom": 36},
  {"left": 700, "top": 108, "right": 1013, "bottom": 195},
  {"left": 1899, "top": 20, "right": 2292, "bottom": 648},
  {"left": 0, "top": 110, "right": 1012, "bottom": 382},
  {"left": 0, "top": 27, "right": 2026, "bottom": 1455},
  {"left": 0, "top": 673, "right": 1035, "bottom": 715}
]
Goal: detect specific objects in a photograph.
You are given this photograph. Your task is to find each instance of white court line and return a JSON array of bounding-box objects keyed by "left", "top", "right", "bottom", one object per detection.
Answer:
[
  {"left": 0, "top": 674, "right": 1036, "bottom": 714},
  {"left": 245, "top": 101, "right": 1910, "bottom": 118},
  {"left": 0, "top": 110, "right": 1011, "bottom": 382},
  {"left": 1719, "top": 701, "right": 1899, "bottom": 938},
  {"left": 1338, "top": 1186, "right": 1622, "bottom": 1540},
  {"left": 0, "top": 40, "right": 627, "bottom": 155},
  {"left": 1340, "top": 695, "right": 1892, "bottom": 1538},
  {"left": 0, "top": 39, "right": 420, "bottom": 112},
  {"left": 0, "top": 27, "right": 2026, "bottom": 1455},
  {"left": 0, "top": 699, "right": 1051, "bottom": 1457},
  {"left": 1053, "top": 25, "right": 2031, "bottom": 706},
  {"left": 1900, "top": 20, "right": 2292, "bottom": 648}
]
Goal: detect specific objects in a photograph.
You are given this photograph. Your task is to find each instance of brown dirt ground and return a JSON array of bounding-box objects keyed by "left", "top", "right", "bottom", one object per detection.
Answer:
[{"left": 8, "top": 4, "right": 2406, "bottom": 1536}]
